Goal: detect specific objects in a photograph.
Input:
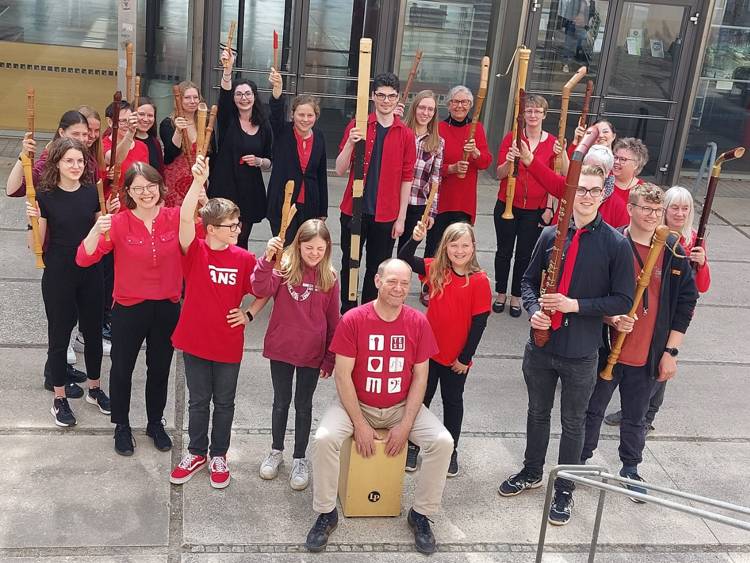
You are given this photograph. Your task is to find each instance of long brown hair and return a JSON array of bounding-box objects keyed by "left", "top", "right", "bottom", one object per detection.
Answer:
[
  {"left": 170, "top": 80, "right": 202, "bottom": 124},
  {"left": 281, "top": 219, "right": 336, "bottom": 292},
  {"left": 38, "top": 138, "right": 89, "bottom": 191},
  {"left": 77, "top": 105, "right": 103, "bottom": 166},
  {"left": 427, "top": 222, "right": 482, "bottom": 298},
  {"left": 405, "top": 90, "right": 441, "bottom": 154}
]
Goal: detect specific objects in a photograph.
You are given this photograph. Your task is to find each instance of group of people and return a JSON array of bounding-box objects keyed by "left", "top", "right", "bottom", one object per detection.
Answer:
[{"left": 7, "top": 54, "right": 712, "bottom": 555}]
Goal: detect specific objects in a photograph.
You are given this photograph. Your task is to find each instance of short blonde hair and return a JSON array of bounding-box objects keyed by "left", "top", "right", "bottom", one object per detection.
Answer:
[
  {"left": 200, "top": 197, "right": 239, "bottom": 228},
  {"left": 629, "top": 182, "right": 663, "bottom": 205}
]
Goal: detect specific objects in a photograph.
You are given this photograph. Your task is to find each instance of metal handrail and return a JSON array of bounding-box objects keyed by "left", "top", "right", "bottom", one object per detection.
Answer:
[
  {"left": 536, "top": 465, "right": 750, "bottom": 563},
  {"left": 692, "top": 142, "right": 718, "bottom": 197}
]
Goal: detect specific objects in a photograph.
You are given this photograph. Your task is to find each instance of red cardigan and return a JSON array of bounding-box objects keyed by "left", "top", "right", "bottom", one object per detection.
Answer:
[{"left": 339, "top": 114, "right": 416, "bottom": 222}]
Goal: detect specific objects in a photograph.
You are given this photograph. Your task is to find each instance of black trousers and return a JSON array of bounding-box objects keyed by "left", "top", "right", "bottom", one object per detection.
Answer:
[
  {"left": 582, "top": 363, "right": 656, "bottom": 468},
  {"left": 397, "top": 204, "right": 427, "bottom": 254},
  {"left": 493, "top": 201, "right": 543, "bottom": 296},
  {"left": 522, "top": 342, "right": 598, "bottom": 492},
  {"left": 270, "top": 203, "right": 307, "bottom": 247},
  {"left": 109, "top": 300, "right": 180, "bottom": 426},
  {"left": 270, "top": 360, "right": 320, "bottom": 458},
  {"left": 184, "top": 352, "right": 241, "bottom": 458},
  {"left": 424, "top": 211, "right": 471, "bottom": 258},
  {"left": 423, "top": 359, "right": 467, "bottom": 450},
  {"left": 41, "top": 252, "right": 103, "bottom": 388},
  {"left": 340, "top": 213, "right": 395, "bottom": 313},
  {"left": 238, "top": 221, "right": 254, "bottom": 250},
  {"left": 101, "top": 252, "right": 114, "bottom": 325},
  {"left": 646, "top": 380, "right": 666, "bottom": 425}
]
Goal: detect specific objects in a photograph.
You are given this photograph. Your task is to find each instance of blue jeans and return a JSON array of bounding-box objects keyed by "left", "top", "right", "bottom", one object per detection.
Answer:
[
  {"left": 184, "top": 352, "right": 241, "bottom": 458},
  {"left": 522, "top": 342, "right": 598, "bottom": 491}
]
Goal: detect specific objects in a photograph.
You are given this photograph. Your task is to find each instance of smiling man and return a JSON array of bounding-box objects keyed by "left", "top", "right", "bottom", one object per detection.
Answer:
[
  {"left": 498, "top": 164, "right": 635, "bottom": 526},
  {"left": 306, "top": 258, "right": 453, "bottom": 555}
]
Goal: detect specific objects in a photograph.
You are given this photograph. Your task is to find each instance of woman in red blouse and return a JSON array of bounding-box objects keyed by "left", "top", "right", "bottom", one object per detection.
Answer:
[
  {"left": 611, "top": 137, "right": 648, "bottom": 205},
  {"left": 494, "top": 94, "right": 560, "bottom": 317},
  {"left": 77, "top": 162, "right": 206, "bottom": 457}
]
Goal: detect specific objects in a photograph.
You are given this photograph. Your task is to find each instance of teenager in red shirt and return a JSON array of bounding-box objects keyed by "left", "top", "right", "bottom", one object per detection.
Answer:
[
  {"left": 399, "top": 221, "right": 491, "bottom": 477},
  {"left": 102, "top": 100, "right": 149, "bottom": 198},
  {"left": 425, "top": 85, "right": 492, "bottom": 257},
  {"left": 336, "top": 72, "right": 417, "bottom": 313},
  {"left": 494, "top": 94, "right": 560, "bottom": 318},
  {"left": 169, "top": 156, "right": 267, "bottom": 489},
  {"left": 77, "top": 162, "right": 205, "bottom": 456}
]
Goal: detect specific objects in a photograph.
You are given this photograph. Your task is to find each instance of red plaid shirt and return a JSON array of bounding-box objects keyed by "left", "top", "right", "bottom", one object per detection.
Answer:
[{"left": 408, "top": 133, "right": 444, "bottom": 218}]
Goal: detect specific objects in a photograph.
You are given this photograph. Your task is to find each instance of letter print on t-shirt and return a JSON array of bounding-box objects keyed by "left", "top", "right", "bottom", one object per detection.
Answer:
[{"left": 209, "top": 265, "right": 238, "bottom": 285}]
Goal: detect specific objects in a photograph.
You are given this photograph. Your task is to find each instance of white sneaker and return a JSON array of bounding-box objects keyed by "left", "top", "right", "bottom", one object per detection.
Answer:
[
  {"left": 67, "top": 343, "right": 76, "bottom": 365},
  {"left": 72, "top": 333, "right": 111, "bottom": 356},
  {"left": 290, "top": 458, "right": 310, "bottom": 491},
  {"left": 259, "top": 449, "right": 284, "bottom": 480}
]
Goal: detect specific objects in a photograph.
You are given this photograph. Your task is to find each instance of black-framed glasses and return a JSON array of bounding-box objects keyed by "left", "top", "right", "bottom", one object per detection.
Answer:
[
  {"left": 630, "top": 203, "right": 664, "bottom": 217},
  {"left": 373, "top": 92, "right": 399, "bottom": 101},
  {"left": 575, "top": 187, "right": 603, "bottom": 198},
  {"left": 213, "top": 222, "right": 242, "bottom": 232},
  {"left": 450, "top": 99, "right": 472, "bottom": 107},
  {"left": 234, "top": 91, "right": 254, "bottom": 99},
  {"left": 129, "top": 183, "right": 159, "bottom": 195}
]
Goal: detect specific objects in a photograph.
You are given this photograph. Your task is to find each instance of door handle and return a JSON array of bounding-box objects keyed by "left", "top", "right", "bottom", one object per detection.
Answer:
[{"left": 659, "top": 163, "right": 669, "bottom": 173}]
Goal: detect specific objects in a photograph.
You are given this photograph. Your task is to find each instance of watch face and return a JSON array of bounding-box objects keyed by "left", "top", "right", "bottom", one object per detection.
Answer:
[{"left": 667, "top": 348, "right": 678, "bottom": 357}]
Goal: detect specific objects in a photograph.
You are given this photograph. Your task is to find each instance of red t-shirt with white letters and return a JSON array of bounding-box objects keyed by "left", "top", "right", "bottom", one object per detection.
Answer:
[
  {"left": 171, "top": 237, "right": 257, "bottom": 363},
  {"left": 329, "top": 302, "right": 438, "bottom": 408}
]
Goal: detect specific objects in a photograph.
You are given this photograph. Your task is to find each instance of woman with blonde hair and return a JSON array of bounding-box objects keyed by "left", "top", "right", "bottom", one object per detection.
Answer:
[
  {"left": 399, "top": 220, "right": 492, "bottom": 477},
  {"left": 252, "top": 219, "right": 340, "bottom": 491},
  {"left": 160, "top": 80, "right": 203, "bottom": 207},
  {"left": 397, "top": 89, "right": 444, "bottom": 254}
]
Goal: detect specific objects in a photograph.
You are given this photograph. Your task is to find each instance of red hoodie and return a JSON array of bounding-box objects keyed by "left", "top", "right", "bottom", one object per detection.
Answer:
[{"left": 251, "top": 256, "right": 340, "bottom": 373}]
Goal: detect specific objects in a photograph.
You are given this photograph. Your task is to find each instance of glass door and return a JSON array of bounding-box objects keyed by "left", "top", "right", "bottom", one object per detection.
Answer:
[
  {"left": 525, "top": 0, "right": 702, "bottom": 182},
  {"left": 216, "top": 0, "right": 384, "bottom": 158}
]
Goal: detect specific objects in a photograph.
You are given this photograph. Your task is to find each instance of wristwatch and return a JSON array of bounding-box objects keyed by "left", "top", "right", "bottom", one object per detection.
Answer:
[{"left": 664, "top": 347, "right": 679, "bottom": 357}]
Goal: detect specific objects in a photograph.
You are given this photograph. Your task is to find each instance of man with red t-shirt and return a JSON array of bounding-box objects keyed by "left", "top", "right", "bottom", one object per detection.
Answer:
[
  {"left": 305, "top": 259, "right": 453, "bottom": 555},
  {"left": 336, "top": 72, "right": 417, "bottom": 314},
  {"left": 582, "top": 183, "right": 697, "bottom": 501}
]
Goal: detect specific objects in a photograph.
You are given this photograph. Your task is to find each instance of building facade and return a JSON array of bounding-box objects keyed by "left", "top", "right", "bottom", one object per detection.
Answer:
[{"left": 1, "top": 0, "right": 748, "bottom": 182}]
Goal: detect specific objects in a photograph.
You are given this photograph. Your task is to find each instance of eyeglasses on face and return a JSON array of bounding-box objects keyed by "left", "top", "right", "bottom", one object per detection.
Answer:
[
  {"left": 450, "top": 99, "right": 471, "bottom": 107},
  {"left": 213, "top": 222, "right": 242, "bottom": 232},
  {"left": 524, "top": 108, "right": 545, "bottom": 115},
  {"left": 129, "top": 183, "right": 160, "bottom": 195},
  {"left": 575, "top": 186, "right": 603, "bottom": 198},
  {"left": 630, "top": 203, "right": 664, "bottom": 217},
  {"left": 613, "top": 155, "right": 635, "bottom": 163},
  {"left": 234, "top": 91, "right": 254, "bottom": 99},
  {"left": 373, "top": 92, "right": 399, "bottom": 101}
]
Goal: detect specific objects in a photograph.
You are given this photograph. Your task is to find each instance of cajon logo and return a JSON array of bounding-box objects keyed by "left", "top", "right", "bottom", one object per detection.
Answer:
[
  {"left": 369, "top": 334, "right": 384, "bottom": 351},
  {"left": 368, "top": 490, "right": 381, "bottom": 503},
  {"left": 365, "top": 377, "right": 382, "bottom": 394},
  {"left": 208, "top": 265, "right": 238, "bottom": 285}
]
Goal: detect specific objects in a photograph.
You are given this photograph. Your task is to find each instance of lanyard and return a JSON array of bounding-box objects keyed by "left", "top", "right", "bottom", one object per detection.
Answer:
[{"left": 627, "top": 234, "right": 648, "bottom": 314}]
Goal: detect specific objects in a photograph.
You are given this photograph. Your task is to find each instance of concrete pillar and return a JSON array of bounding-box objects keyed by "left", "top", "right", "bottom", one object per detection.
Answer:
[{"left": 117, "top": 0, "right": 138, "bottom": 96}]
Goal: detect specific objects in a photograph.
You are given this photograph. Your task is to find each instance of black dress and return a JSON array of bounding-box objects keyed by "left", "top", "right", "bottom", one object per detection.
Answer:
[
  {"left": 208, "top": 88, "right": 273, "bottom": 248},
  {"left": 266, "top": 95, "right": 328, "bottom": 243}
]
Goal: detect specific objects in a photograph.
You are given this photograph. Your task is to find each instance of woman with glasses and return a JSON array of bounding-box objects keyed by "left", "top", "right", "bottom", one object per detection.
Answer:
[
  {"left": 611, "top": 137, "right": 648, "bottom": 205},
  {"left": 494, "top": 94, "right": 560, "bottom": 317},
  {"left": 266, "top": 67, "right": 327, "bottom": 245},
  {"left": 208, "top": 50, "right": 273, "bottom": 249},
  {"left": 424, "top": 85, "right": 491, "bottom": 258},
  {"left": 77, "top": 162, "right": 206, "bottom": 455},
  {"left": 160, "top": 81, "right": 204, "bottom": 208}
]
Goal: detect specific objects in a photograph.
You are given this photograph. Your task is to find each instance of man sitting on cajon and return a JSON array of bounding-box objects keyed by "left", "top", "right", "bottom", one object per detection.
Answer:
[{"left": 305, "top": 258, "right": 454, "bottom": 555}]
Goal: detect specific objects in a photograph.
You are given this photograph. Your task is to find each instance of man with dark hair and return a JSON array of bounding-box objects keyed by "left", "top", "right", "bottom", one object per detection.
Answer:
[
  {"left": 336, "top": 72, "right": 417, "bottom": 313},
  {"left": 581, "top": 183, "right": 698, "bottom": 500},
  {"left": 498, "top": 165, "right": 635, "bottom": 526}
]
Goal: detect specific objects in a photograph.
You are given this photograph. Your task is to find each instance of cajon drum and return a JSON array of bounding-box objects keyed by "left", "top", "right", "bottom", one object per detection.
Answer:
[{"left": 337, "top": 428, "right": 407, "bottom": 517}]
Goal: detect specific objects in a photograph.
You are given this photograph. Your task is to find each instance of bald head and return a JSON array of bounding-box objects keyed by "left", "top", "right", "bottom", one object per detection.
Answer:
[
  {"left": 375, "top": 259, "right": 412, "bottom": 310},
  {"left": 377, "top": 258, "right": 412, "bottom": 278}
]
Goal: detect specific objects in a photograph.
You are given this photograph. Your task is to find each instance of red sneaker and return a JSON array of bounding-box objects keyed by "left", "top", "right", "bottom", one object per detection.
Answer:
[
  {"left": 170, "top": 453, "right": 207, "bottom": 484},
  {"left": 209, "top": 455, "right": 231, "bottom": 489}
]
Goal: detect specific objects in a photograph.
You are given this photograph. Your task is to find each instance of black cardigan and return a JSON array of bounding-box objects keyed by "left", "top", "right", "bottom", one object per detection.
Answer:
[{"left": 266, "top": 95, "right": 328, "bottom": 233}]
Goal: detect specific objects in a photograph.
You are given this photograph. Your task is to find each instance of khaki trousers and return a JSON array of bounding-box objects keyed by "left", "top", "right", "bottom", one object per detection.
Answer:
[{"left": 312, "top": 397, "right": 454, "bottom": 515}]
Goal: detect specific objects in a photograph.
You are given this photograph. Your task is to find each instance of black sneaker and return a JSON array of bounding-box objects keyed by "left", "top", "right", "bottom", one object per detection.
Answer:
[
  {"left": 604, "top": 410, "right": 623, "bottom": 426},
  {"left": 498, "top": 467, "right": 543, "bottom": 496},
  {"left": 407, "top": 508, "right": 436, "bottom": 555},
  {"left": 619, "top": 468, "right": 647, "bottom": 504},
  {"left": 66, "top": 363, "right": 87, "bottom": 383},
  {"left": 146, "top": 421, "right": 173, "bottom": 451},
  {"left": 405, "top": 442, "right": 419, "bottom": 472},
  {"left": 447, "top": 450, "right": 459, "bottom": 477},
  {"left": 304, "top": 508, "right": 338, "bottom": 552},
  {"left": 44, "top": 380, "right": 84, "bottom": 399},
  {"left": 114, "top": 424, "right": 135, "bottom": 456},
  {"left": 51, "top": 397, "right": 76, "bottom": 427},
  {"left": 548, "top": 489, "right": 574, "bottom": 526},
  {"left": 86, "top": 387, "right": 111, "bottom": 414}
]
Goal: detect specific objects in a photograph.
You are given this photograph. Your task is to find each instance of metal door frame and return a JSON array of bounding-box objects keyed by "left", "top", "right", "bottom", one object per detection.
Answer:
[{"left": 524, "top": 0, "right": 706, "bottom": 183}]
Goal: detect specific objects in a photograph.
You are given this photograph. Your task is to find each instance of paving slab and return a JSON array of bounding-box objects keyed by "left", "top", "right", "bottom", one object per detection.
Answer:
[
  {"left": 712, "top": 197, "right": 750, "bottom": 228},
  {"left": 180, "top": 554, "right": 741, "bottom": 563},
  {"left": 677, "top": 307, "right": 747, "bottom": 364},
  {"left": 0, "top": 232, "right": 43, "bottom": 281},
  {"left": 0, "top": 435, "right": 170, "bottom": 549},
  {"left": 0, "top": 347, "right": 176, "bottom": 430},
  {"left": 181, "top": 434, "right": 719, "bottom": 549},
  {"left": 1, "top": 557, "right": 166, "bottom": 563}
]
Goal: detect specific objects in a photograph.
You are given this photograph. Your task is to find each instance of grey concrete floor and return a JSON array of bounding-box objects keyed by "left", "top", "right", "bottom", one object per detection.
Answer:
[{"left": 1, "top": 151, "right": 749, "bottom": 562}]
